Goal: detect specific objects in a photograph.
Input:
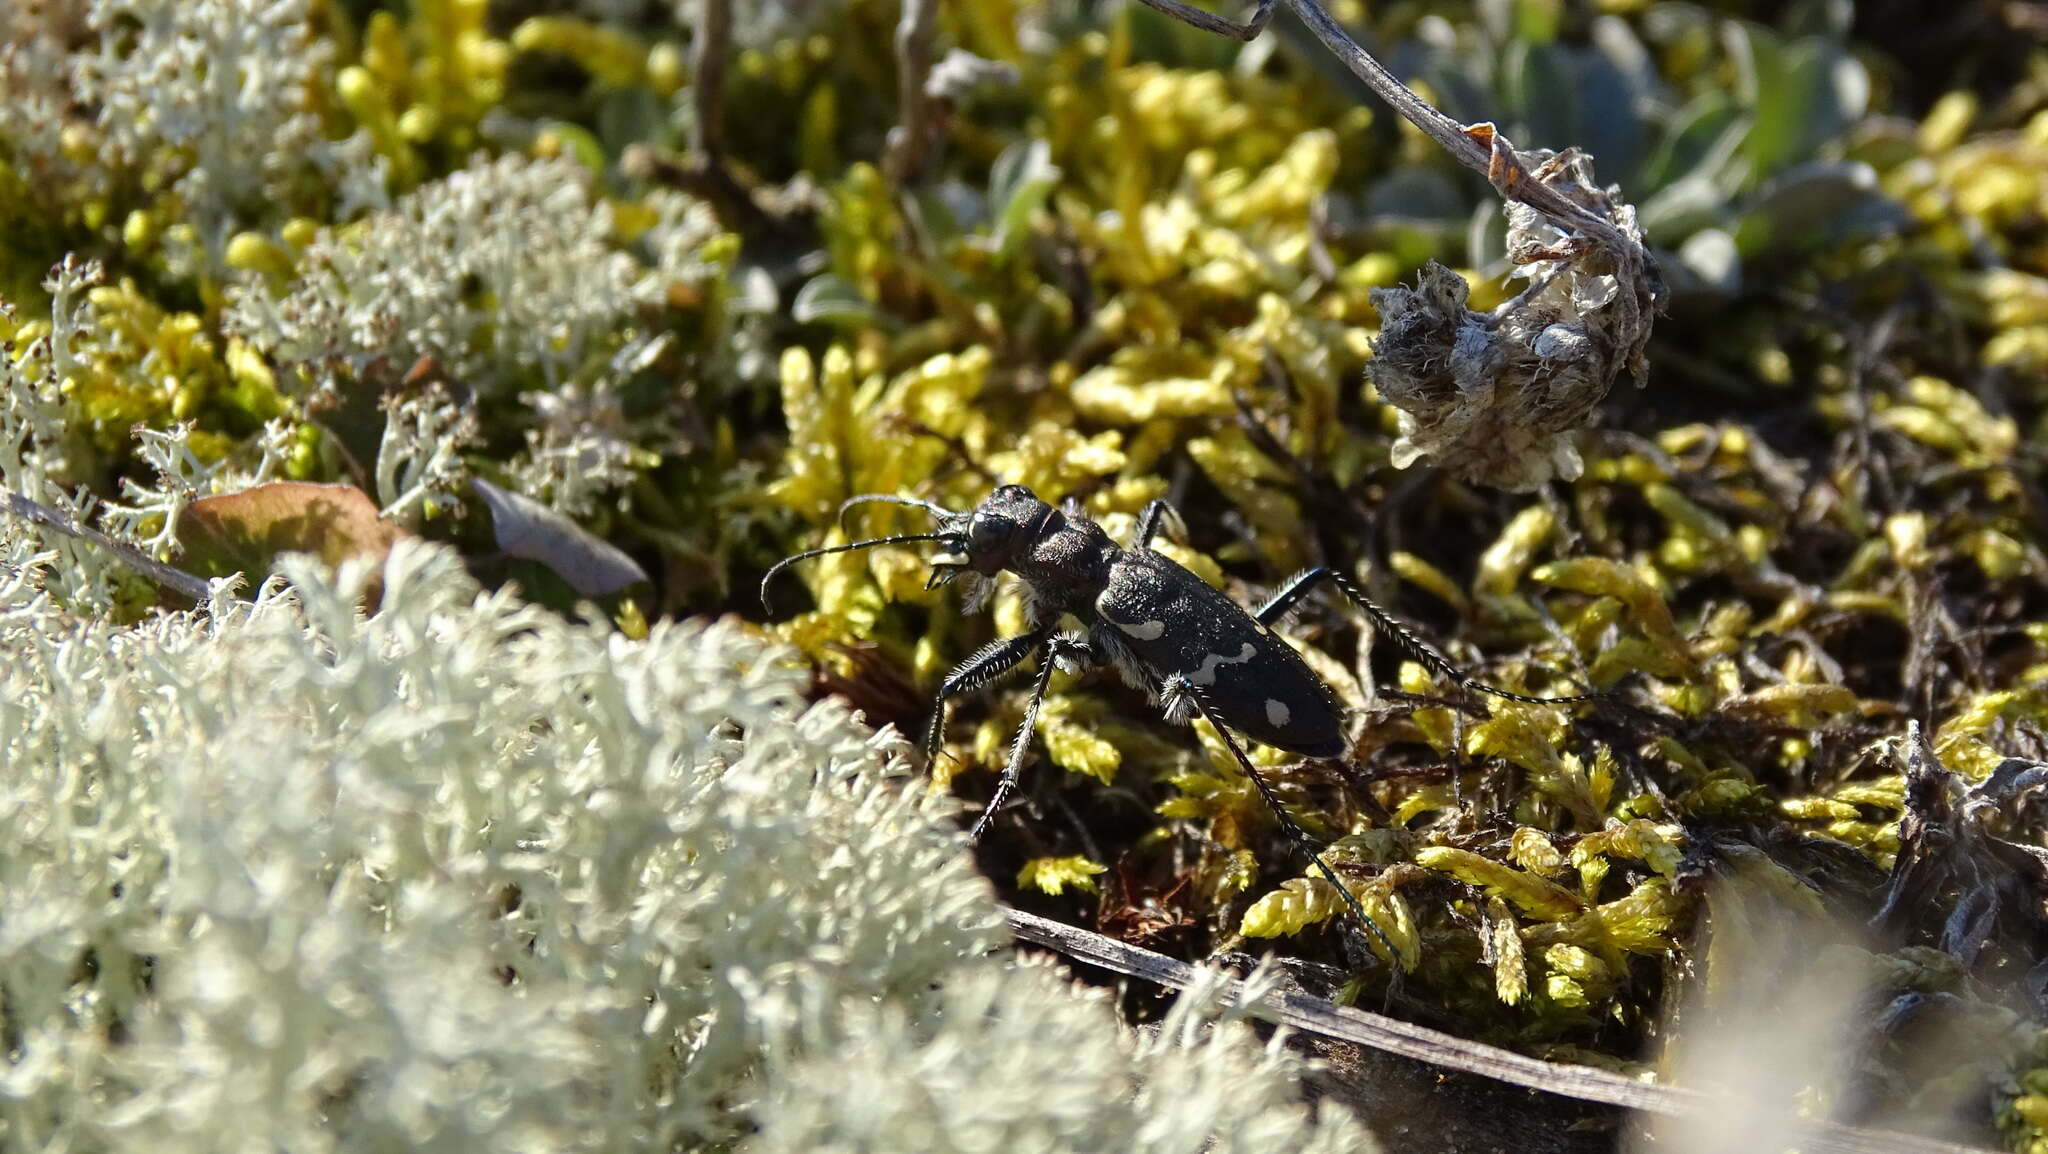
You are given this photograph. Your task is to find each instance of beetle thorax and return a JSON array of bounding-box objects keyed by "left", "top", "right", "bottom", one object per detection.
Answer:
[{"left": 1008, "top": 511, "right": 1118, "bottom": 615}]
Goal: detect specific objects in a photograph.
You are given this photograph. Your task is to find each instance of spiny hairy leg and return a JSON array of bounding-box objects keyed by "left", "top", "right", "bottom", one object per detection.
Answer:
[
  {"left": 969, "top": 648, "right": 1058, "bottom": 842},
  {"left": 1257, "top": 566, "right": 1603, "bottom": 705},
  {"left": 1133, "top": 498, "right": 1189, "bottom": 551},
  {"left": 1169, "top": 675, "right": 1405, "bottom": 969},
  {"left": 923, "top": 628, "right": 1053, "bottom": 765}
]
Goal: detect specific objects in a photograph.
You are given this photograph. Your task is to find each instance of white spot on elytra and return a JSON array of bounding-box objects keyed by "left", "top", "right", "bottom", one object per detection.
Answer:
[
  {"left": 1095, "top": 590, "right": 1167, "bottom": 640},
  {"left": 1189, "top": 642, "right": 1258, "bottom": 686},
  {"left": 1265, "top": 698, "right": 1291, "bottom": 728}
]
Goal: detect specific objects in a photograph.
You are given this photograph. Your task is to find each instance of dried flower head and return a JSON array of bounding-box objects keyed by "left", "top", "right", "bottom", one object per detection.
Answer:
[{"left": 1369, "top": 148, "right": 1658, "bottom": 492}]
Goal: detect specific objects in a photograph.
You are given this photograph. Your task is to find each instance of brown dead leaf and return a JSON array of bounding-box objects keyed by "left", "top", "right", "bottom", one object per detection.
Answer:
[{"left": 176, "top": 482, "right": 406, "bottom": 583}]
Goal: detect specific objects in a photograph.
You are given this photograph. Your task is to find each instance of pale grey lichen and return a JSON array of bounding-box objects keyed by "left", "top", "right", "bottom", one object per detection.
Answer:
[
  {"left": 515, "top": 378, "right": 644, "bottom": 516},
  {"left": 0, "top": 512, "right": 1379, "bottom": 1150},
  {"left": 0, "top": 2, "right": 88, "bottom": 177},
  {"left": 226, "top": 154, "right": 625, "bottom": 395},
  {"left": 0, "top": 257, "right": 128, "bottom": 608},
  {"left": 73, "top": 0, "right": 330, "bottom": 207},
  {"left": 1369, "top": 149, "right": 1654, "bottom": 492},
  {"left": 2, "top": 0, "right": 382, "bottom": 274},
  {"left": 228, "top": 156, "right": 722, "bottom": 515},
  {"left": 375, "top": 385, "right": 480, "bottom": 524},
  {"left": 95, "top": 424, "right": 220, "bottom": 556},
  {"left": 752, "top": 958, "right": 1375, "bottom": 1154},
  {"left": 2, "top": 261, "right": 297, "bottom": 582}
]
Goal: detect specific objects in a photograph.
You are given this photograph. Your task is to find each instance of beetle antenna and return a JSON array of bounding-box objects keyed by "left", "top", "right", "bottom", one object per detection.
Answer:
[
  {"left": 1175, "top": 677, "right": 1407, "bottom": 972},
  {"left": 760, "top": 533, "right": 954, "bottom": 613},
  {"left": 837, "top": 493, "right": 962, "bottom": 528}
]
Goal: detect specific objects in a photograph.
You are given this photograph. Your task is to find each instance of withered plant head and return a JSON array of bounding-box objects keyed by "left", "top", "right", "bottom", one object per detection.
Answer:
[{"left": 1370, "top": 147, "right": 1661, "bottom": 492}]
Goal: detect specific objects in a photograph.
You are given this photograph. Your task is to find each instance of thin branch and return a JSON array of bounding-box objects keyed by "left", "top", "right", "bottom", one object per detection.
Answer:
[
  {"left": 4, "top": 490, "right": 213, "bottom": 603},
  {"left": 620, "top": 143, "right": 788, "bottom": 239},
  {"left": 693, "top": 0, "right": 731, "bottom": 161},
  {"left": 1130, "top": 0, "right": 1277, "bottom": 41},
  {"left": 633, "top": 0, "right": 813, "bottom": 240},
  {"left": 1272, "top": 0, "right": 1632, "bottom": 253},
  {"left": 884, "top": 0, "right": 942, "bottom": 185},
  {"left": 1136, "top": 0, "right": 1651, "bottom": 362},
  {"left": 1003, "top": 906, "right": 1999, "bottom": 1154}
]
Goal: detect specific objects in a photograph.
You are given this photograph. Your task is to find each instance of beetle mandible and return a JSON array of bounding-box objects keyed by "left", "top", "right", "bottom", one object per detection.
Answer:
[{"left": 762, "top": 484, "right": 1600, "bottom": 959}]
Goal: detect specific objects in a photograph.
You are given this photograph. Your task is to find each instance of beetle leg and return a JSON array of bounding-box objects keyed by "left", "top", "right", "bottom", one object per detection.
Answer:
[
  {"left": 968, "top": 643, "right": 1061, "bottom": 843},
  {"left": 923, "top": 627, "right": 1055, "bottom": 766},
  {"left": 1170, "top": 674, "right": 1405, "bottom": 970},
  {"left": 1250, "top": 566, "right": 1323, "bottom": 624},
  {"left": 1044, "top": 630, "right": 1096, "bottom": 675},
  {"left": 1133, "top": 498, "right": 1189, "bottom": 550},
  {"left": 1257, "top": 566, "right": 1604, "bottom": 705}
]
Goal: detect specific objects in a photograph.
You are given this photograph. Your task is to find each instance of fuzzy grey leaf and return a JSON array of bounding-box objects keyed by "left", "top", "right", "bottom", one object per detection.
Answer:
[
  {"left": 791, "top": 274, "right": 880, "bottom": 326},
  {"left": 471, "top": 477, "right": 648, "bottom": 595},
  {"left": 988, "top": 138, "right": 1059, "bottom": 254}
]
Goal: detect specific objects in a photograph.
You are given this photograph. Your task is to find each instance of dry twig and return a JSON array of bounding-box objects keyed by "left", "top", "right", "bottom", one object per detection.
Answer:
[
  {"left": 884, "top": 0, "right": 942, "bottom": 185},
  {"left": 1005, "top": 906, "right": 1997, "bottom": 1154},
  {"left": 1133, "top": 0, "right": 1661, "bottom": 491},
  {"left": 693, "top": 0, "right": 731, "bottom": 161}
]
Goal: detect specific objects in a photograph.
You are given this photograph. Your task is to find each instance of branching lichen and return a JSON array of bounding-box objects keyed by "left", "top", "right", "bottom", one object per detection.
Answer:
[{"left": 0, "top": 535, "right": 1380, "bottom": 1149}]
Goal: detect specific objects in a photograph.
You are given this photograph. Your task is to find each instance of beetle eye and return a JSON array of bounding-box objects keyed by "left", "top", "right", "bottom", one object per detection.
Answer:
[{"left": 968, "top": 513, "right": 1005, "bottom": 549}]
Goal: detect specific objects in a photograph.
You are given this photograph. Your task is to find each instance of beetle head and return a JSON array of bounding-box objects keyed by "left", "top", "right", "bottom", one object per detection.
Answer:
[
  {"left": 759, "top": 486, "right": 1055, "bottom": 616},
  {"left": 938, "top": 485, "right": 1052, "bottom": 576}
]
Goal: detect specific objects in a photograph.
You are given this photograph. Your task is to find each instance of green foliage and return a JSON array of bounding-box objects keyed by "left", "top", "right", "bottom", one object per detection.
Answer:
[{"left": 1019, "top": 854, "right": 1109, "bottom": 895}]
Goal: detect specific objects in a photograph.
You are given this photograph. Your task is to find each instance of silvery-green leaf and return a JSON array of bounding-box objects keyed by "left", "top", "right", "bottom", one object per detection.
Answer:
[
  {"left": 1576, "top": 49, "right": 1649, "bottom": 186},
  {"left": 1366, "top": 168, "right": 1465, "bottom": 222},
  {"left": 792, "top": 274, "right": 878, "bottom": 326},
  {"left": 1639, "top": 176, "right": 1729, "bottom": 248},
  {"left": 1468, "top": 201, "right": 1507, "bottom": 270},
  {"left": 596, "top": 89, "right": 665, "bottom": 157},
  {"left": 988, "top": 139, "right": 1059, "bottom": 255},
  {"left": 1678, "top": 229, "right": 1742, "bottom": 295},
  {"left": 1736, "top": 159, "right": 1875, "bottom": 253},
  {"left": 1639, "top": 92, "right": 1744, "bottom": 193},
  {"left": 471, "top": 478, "right": 648, "bottom": 596},
  {"left": 1504, "top": 40, "right": 1575, "bottom": 151}
]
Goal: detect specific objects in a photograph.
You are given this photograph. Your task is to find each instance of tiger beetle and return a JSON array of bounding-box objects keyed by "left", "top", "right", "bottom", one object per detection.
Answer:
[{"left": 761, "top": 484, "right": 1601, "bottom": 964}]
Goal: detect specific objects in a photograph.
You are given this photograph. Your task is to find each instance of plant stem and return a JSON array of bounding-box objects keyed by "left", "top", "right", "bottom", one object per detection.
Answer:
[
  {"left": 885, "top": 0, "right": 941, "bottom": 185},
  {"left": 1132, "top": 0, "right": 1638, "bottom": 259},
  {"left": 694, "top": 0, "right": 731, "bottom": 161}
]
